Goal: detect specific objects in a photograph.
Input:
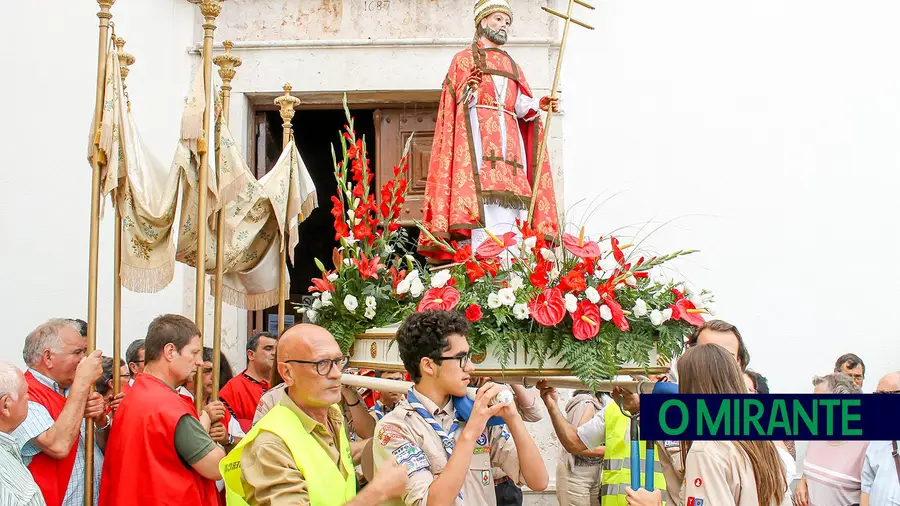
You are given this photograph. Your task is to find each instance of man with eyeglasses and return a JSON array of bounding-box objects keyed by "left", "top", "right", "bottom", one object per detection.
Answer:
[
  {"left": 219, "top": 323, "right": 409, "bottom": 505},
  {"left": 372, "top": 310, "right": 549, "bottom": 506},
  {"left": 859, "top": 372, "right": 900, "bottom": 506}
]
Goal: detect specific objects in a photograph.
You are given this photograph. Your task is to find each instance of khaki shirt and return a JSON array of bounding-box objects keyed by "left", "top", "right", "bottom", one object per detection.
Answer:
[
  {"left": 372, "top": 389, "right": 524, "bottom": 506},
  {"left": 683, "top": 441, "right": 791, "bottom": 506},
  {"left": 253, "top": 383, "right": 287, "bottom": 426},
  {"left": 239, "top": 394, "right": 349, "bottom": 506}
]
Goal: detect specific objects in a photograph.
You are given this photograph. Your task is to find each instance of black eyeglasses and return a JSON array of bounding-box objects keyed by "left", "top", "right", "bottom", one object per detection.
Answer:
[
  {"left": 284, "top": 356, "right": 350, "bottom": 376},
  {"left": 874, "top": 390, "right": 900, "bottom": 394},
  {"left": 433, "top": 352, "right": 472, "bottom": 369}
]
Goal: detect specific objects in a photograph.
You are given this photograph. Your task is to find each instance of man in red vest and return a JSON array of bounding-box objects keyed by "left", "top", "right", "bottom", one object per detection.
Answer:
[
  {"left": 12, "top": 318, "right": 106, "bottom": 506},
  {"left": 218, "top": 331, "right": 276, "bottom": 432},
  {"left": 99, "top": 314, "right": 225, "bottom": 506}
]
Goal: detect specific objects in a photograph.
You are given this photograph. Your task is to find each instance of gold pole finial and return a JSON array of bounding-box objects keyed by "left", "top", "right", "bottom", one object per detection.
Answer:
[
  {"left": 114, "top": 37, "right": 135, "bottom": 111},
  {"left": 273, "top": 83, "right": 300, "bottom": 337}
]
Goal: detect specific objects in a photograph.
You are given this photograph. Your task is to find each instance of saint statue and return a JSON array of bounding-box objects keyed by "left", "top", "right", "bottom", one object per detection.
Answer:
[{"left": 419, "top": 0, "right": 561, "bottom": 260}]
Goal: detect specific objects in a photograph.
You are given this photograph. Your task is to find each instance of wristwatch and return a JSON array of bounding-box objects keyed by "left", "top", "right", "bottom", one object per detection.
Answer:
[{"left": 226, "top": 432, "right": 234, "bottom": 446}]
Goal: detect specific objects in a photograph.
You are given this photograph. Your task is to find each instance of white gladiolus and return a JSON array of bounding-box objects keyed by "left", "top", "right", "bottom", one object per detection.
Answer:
[
  {"left": 405, "top": 270, "right": 420, "bottom": 282},
  {"left": 599, "top": 304, "right": 613, "bottom": 321},
  {"left": 365, "top": 296, "right": 377, "bottom": 309},
  {"left": 662, "top": 308, "right": 673, "bottom": 321},
  {"left": 688, "top": 294, "right": 705, "bottom": 309},
  {"left": 649, "top": 309, "right": 664, "bottom": 326},
  {"left": 599, "top": 257, "right": 619, "bottom": 271},
  {"left": 344, "top": 295, "right": 359, "bottom": 312},
  {"left": 633, "top": 299, "right": 648, "bottom": 317},
  {"left": 549, "top": 266, "right": 561, "bottom": 280},
  {"left": 509, "top": 274, "right": 524, "bottom": 291},
  {"left": 625, "top": 275, "right": 637, "bottom": 287},
  {"left": 347, "top": 209, "right": 355, "bottom": 221},
  {"left": 649, "top": 266, "right": 664, "bottom": 284},
  {"left": 396, "top": 279, "right": 411, "bottom": 295},
  {"left": 307, "top": 309, "right": 318, "bottom": 323},
  {"left": 498, "top": 288, "right": 516, "bottom": 306},
  {"left": 321, "top": 291, "right": 333, "bottom": 307},
  {"left": 564, "top": 293, "right": 578, "bottom": 313},
  {"left": 327, "top": 273, "right": 339, "bottom": 282},
  {"left": 540, "top": 248, "right": 556, "bottom": 261},
  {"left": 585, "top": 286, "right": 601, "bottom": 304},
  {"left": 383, "top": 244, "right": 394, "bottom": 255},
  {"left": 364, "top": 306, "right": 376, "bottom": 320},
  {"left": 410, "top": 278, "right": 425, "bottom": 298},
  {"left": 431, "top": 269, "right": 451, "bottom": 288},
  {"left": 523, "top": 236, "right": 537, "bottom": 250},
  {"left": 312, "top": 292, "right": 321, "bottom": 298},
  {"left": 705, "top": 302, "right": 717, "bottom": 316},
  {"left": 683, "top": 282, "right": 698, "bottom": 297},
  {"left": 487, "top": 293, "right": 502, "bottom": 309},
  {"left": 343, "top": 258, "right": 353, "bottom": 266},
  {"left": 513, "top": 303, "right": 530, "bottom": 320},
  {"left": 312, "top": 298, "right": 323, "bottom": 309}
]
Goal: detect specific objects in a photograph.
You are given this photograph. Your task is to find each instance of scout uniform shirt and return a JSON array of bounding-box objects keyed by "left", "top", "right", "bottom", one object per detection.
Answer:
[
  {"left": 490, "top": 395, "right": 543, "bottom": 483},
  {"left": 683, "top": 441, "right": 792, "bottom": 506},
  {"left": 372, "top": 388, "right": 525, "bottom": 506}
]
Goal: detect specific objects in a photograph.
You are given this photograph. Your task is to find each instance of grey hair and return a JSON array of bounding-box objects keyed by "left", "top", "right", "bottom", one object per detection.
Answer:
[
  {"left": 0, "top": 362, "right": 24, "bottom": 401},
  {"left": 812, "top": 373, "right": 860, "bottom": 394},
  {"left": 23, "top": 318, "right": 80, "bottom": 367}
]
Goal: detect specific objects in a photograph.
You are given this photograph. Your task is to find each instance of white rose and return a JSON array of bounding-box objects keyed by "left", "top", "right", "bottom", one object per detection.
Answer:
[
  {"left": 498, "top": 287, "right": 516, "bottom": 306},
  {"left": 649, "top": 309, "right": 664, "bottom": 326},
  {"left": 599, "top": 257, "right": 619, "bottom": 271},
  {"left": 321, "top": 291, "right": 333, "bottom": 307},
  {"left": 431, "top": 269, "right": 451, "bottom": 288},
  {"left": 564, "top": 293, "right": 578, "bottom": 313},
  {"left": 487, "top": 293, "right": 502, "bottom": 309},
  {"left": 364, "top": 306, "right": 376, "bottom": 320},
  {"left": 312, "top": 298, "right": 323, "bottom": 309},
  {"left": 585, "top": 286, "right": 601, "bottom": 304},
  {"left": 509, "top": 274, "right": 524, "bottom": 292},
  {"left": 662, "top": 308, "right": 673, "bottom": 322},
  {"left": 625, "top": 275, "right": 637, "bottom": 287},
  {"left": 307, "top": 309, "right": 318, "bottom": 323},
  {"left": 633, "top": 299, "right": 648, "bottom": 317},
  {"left": 343, "top": 295, "right": 359, "bottom": 312},
  {"left": 327, "top": 273, "right": 339, "bottom": 282},
  {"left": 599, "top": 304, "right": 613, "bottom": 321},
  {"left": 396, "top": 279, "right": 411, "bottom": 295},
  {"left": 410, "top": 278, "right": 425, "bottom": 298},
  {"left": 513, "top": 303, "right": 530, "bottom": 320},
  {"left": 365, "top": 296, "right": 377, "bottom": 309}
]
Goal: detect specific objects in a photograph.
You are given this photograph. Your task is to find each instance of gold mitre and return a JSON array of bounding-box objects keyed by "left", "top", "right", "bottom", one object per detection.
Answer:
[{"left": 474, "top": 0, "right": 513, "bottom": 26}]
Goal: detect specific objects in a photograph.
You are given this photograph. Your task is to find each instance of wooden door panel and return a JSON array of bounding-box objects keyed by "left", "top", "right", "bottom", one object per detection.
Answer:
[{"left": 375, "top": 108, "right": 437, "bottom": 225}]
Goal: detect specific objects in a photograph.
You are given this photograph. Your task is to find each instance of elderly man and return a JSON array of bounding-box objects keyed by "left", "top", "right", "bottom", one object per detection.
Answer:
[
  {"left": 219, "top": 331, "right": 277, "bottom": 432},
  {"left": 99, "top": 314, "right": 224, "bottom": 506},
  {"left": 13, "top": 319, "right": 105, "bottom": 506},
  {"left": 0, "top": 362, "right": 46, "bottom": 505},
  {"left": 859, "top": 372, "right": 900, "bottom": 506},
  {"left": 220, "top": 324, "right": 408, "bottom": 505}
]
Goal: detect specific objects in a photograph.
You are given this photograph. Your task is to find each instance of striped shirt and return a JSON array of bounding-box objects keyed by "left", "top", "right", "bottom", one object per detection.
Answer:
[
  {"left": 803, "top": 440, "right": 869, "bottom": 506},
  {"left": 0, "top": 430, "right": 45, "bottom": 506},
  {"left": 11, "top": 369, "right": 103, "bottom": 506}
]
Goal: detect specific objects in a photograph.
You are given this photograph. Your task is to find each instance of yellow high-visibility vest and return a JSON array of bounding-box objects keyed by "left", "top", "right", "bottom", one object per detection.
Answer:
[{"left": 600, "top": 402, "right": 667, "bottom": 506}]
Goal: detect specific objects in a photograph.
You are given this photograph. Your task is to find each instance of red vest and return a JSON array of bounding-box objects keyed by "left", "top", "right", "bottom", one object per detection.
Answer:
[
  {"left": 99, "top": 374, "right": 219, "bottom": 506},
  {"left": 23, "top": 371, "right": 79, "bottom": 506},
  {"left": 218, "top": 371, "right": 267, "bottom": 433}
]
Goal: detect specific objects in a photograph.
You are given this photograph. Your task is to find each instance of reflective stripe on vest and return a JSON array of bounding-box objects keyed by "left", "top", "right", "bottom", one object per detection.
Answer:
[
  {"left": 219, "top": 404, "right": 357, "bottom": 506},
  {"left": 599, "top": 403, "right": 667, "bottom": 506}
]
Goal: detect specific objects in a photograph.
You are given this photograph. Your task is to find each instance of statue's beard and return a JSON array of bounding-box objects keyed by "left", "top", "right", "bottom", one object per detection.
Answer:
[{"left": 478, "top": 24, "right": 508, "bottom": 45}]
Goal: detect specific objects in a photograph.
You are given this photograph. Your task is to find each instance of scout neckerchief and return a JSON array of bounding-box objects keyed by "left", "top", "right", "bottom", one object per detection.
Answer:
[
  {"left": 373, "top": 401, "right": 385, "bottom": 421},
  {"left": 407, "top": 389, "right": 464, "bottom": 501}
]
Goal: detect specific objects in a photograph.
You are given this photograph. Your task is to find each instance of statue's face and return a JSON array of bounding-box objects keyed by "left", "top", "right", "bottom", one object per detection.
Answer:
[{"left": 479, "top": 12, "right": 510, "bottom": 45}]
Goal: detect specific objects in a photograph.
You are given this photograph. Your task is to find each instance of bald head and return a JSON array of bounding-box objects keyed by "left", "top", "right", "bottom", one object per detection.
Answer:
[
  {"left": 875, "top": 372, "right": 900, "bottom": 393},
  {"left": 277, "top": 324, "right": 339, "bottom": 361},
  {"left": 276, "top": 324, "right": 345, "bottom": 415}
]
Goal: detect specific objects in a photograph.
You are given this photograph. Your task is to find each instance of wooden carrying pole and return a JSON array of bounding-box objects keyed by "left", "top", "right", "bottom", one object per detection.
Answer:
[
  {"left": 527, "top": 0, "right": 594, "bottom": 221},
  {"left": 273, "top": 84, "right": 299, "bottom": 337},
  {"left": 210, "top": 41, "right": 241, "bottom": 399},
  {"left": 192, "top": 0, "right": 222, "bottom": 410},
  {"left": 340, "top": 373, "right": 653, "bottom": 395},
  {"left": 112, "top": 36, "right": 134, "bottom": 397},
  {"left": 85, "top": 1, "right": 115, "bottom": 504}
]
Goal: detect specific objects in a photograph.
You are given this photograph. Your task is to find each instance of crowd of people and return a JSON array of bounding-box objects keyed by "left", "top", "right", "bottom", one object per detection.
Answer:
[{"left": 0, "top": 311, "right": 897, "bottom": 506}]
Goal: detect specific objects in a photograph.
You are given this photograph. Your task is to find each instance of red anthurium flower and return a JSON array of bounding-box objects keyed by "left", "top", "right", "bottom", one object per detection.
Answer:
[
  {"left": 528, "top": 288, "right": 566, "bottom": 327},
  {"left": 353, "top": 254, "right": 385, "bottom": 280},
  {"left": 417, "top": 286, "right": 461, "bottom": 312},
  {"left": 465, "top": 261, "right": 486, "bottom": 283},
  {"left": 309, "top": 271, "right": 335, "bottom": 293},
  {"left": 465, "top": 304, "right": 483, "bottom": 322},
  {"left": 453, "top": 244, "right": 473, "bottom": 264},
  {"left": 604, "top": 298, "right": 631, "bottom": 332},
  {"left": 571, "top": 300, "right": 601, "bottom": 341},
  {"left": 668, "top": 293, "right": 705, "bottom": 327},
  {"left": 562, "top": 232, "right": 602, "bottom": 259},
  {"left": 559, "top": 270, "right": 587, "bottom": 293},
  {"left": 475, "top": 232, "right": 517, "bottom": 259}
]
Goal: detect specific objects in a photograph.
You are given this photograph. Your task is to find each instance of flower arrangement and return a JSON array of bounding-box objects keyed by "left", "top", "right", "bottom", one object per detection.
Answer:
[{"left": 298, "top": 101, "right": 714, "bottom": 387}]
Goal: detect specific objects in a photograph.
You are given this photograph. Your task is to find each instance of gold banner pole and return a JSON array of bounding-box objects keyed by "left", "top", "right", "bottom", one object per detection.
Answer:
[
  {"left": 191, "top": 0, "right": 222, "bottom": 410},
  {"left": 210, "top": 41, "right": 241, "bottom": 399},
  {"left": 274, "top": 84, "right": 299, "bottom": 337},
  {"left": 112, "top": 36, "right": 134, "bottom": 397},
  {"left": 85, "top": 1, "right": 115, "bottom": 504}
]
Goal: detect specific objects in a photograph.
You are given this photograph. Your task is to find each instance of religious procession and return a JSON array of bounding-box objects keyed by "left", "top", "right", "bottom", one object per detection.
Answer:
[{"left": 1, "top": 1, "right": 898, "bottom": 506}]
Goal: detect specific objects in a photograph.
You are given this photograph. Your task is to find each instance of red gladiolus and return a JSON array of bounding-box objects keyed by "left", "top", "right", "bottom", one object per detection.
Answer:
[
  {"left": 562, "top": 233, "right": 602, "bottom": 259},
  {"left": 352, "top": 222, "right": 374, "bottom": 243},
  {"left": 479, "top": 258, "right": 501, "bottom": 277},
  {"left": 465, "top": 261, "right": 486, "bottom": 283},
  {"left": 530, "top": 261, "right": 549, "bottom": 289},
  {"left": 559, "top": 270, "right": 587, "bottom": 293},
  {"left": 417, "top": 286, "right": 461, "bottom": 312},
  {"left": 571, "top": 300, "right": 601, "bottom": 341},
  {"left": 610, "top": 236, "right": 626, "bottom": 267},
  {"left": 465, "top": 304, "right": 483, "bottom": 322},
  {"left": 475, "top": 232, "right": 517, "bottom": 259},
  {"left": 604, "top": 298, "right": 631, "bottom": 332},
  {"left": 453, "top": 244, "right": 473, "bottom": 264},
  {"left": 389, "top": 266, "right": 406, "bottom": 293},
  {"left": 309, "top": 271, "right": 335, "bottom": 293},
  {"left": 528, "top": 288, "right": 566, "bottom": 327},
  {"left": 353, "top": 254, "right": 385, "bottom": 280}
]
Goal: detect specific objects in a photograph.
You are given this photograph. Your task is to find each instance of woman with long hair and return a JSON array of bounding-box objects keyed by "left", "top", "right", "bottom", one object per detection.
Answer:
[{"left": 627, "top": 344, "right": 791, "bottom": 506}]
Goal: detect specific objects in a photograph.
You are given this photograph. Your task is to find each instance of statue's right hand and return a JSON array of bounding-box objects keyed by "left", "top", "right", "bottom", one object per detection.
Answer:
[{"left": 467, "top": 67, "right": 483, "bottom": 88}]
